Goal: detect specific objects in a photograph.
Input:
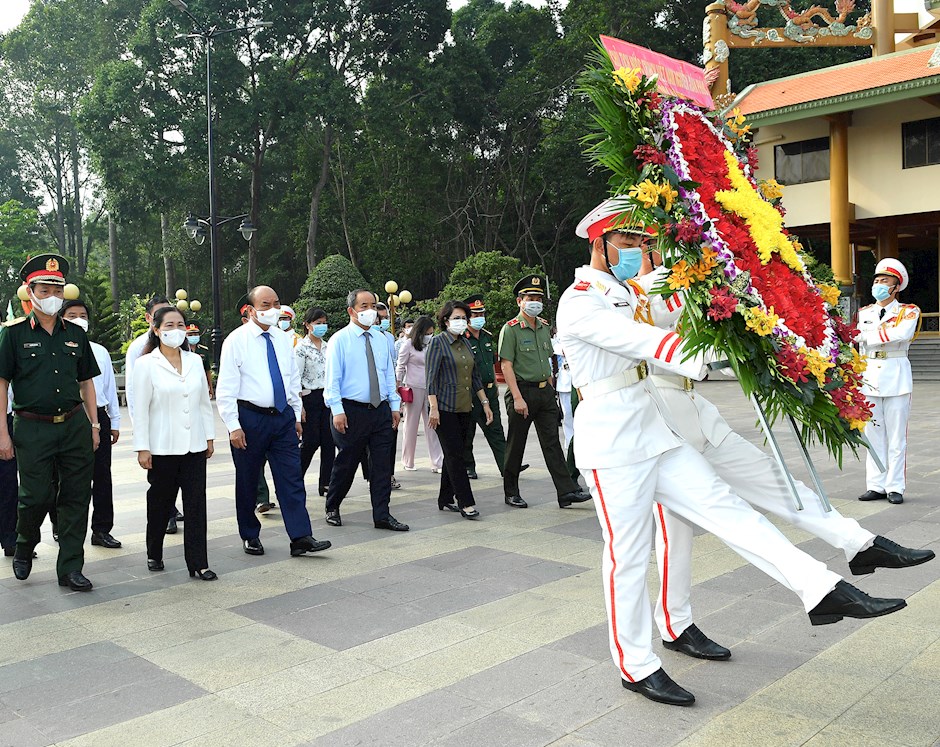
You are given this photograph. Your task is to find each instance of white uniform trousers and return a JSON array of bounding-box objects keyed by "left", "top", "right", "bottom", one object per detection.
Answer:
[
  {"left": 588, "top": 443, "right": 841, "bottom": 683},
  {"left": 865, "top": 394, "right": 911, "bottom": 495},
  {"left": 558, "top": 389, "right": 574, "bottom": 449},
  {"left": 652, "top": 431, "right": 875, "bottom": 642}
]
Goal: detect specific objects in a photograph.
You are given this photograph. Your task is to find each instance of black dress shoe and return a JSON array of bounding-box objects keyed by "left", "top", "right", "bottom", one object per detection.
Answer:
[
  {"left": 290, "top": 536, "right": 332, "bottom": 556},
  {"left": 390, "top": 477, "right": 401, "bottom": 490},
  {"left": 91, "top": 532, "right": 122, "bottom": 549},
  {"left": 256, "top": 502, "right": 272, "bottom": 514},
  {"left": 887, "top": 492, "right": 904, "bottom": 505},
  {"left": 148, "top": 559, "right": 165, "bottom": 571},
  {"left": 808, "top": 580, "right": 906, "bottom": 625},
  {"left": 439, "top": 503, "right": 460, "bottom": 513},
  {"left": 165, "top": 517, "right": 178, "bottom": 535},
  {"left": 374, "top": 517, "right": 410, "bottom": 531},
  {"left": 849, "top": 536, "right": 935, "bottom": 575},
  {"left": 467, "top": 469, "right": 478, "bottom": 480},
  {"left": 858, "top": 490, "right": 887, "bottom": 502},
  {"left": 558, "top": 490, "right": 592, "bottom": 508},
  {"left": 460, "top": 507, "right": 480, "bottom": 520},
  {"left": 622, "top": 668, "right": 695, "bottom": 706},
  {"left": 325, "top": 511, "right": 342, "bottom": 527},
  {"left": 58, "top": 571, "right": 93, "bottom": 592},
  {"left": 243, "top": 538, "right": 265, "bottom": 556},
  {"left": 12, "top": 555, "right": 32, "bottom": 580},
  {"left": 175, "top": 510, "right": 185, "bottom": 522},
  {"left": 662, "top": 624, "right": 731, "bottom": 660},
  {"left": 505, "top": 495, "right": 528, "bottom": 508},
  {"left": 520, "top": 464, "right": 529, "bottom": 473},
  {"left": 189, "top": 568, "right": 218, "bottom": 580}
]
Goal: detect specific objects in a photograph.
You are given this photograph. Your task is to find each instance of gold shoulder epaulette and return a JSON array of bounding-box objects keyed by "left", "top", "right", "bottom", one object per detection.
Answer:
[{"left": 2, "top": 316, "right": 27, "bottom": 327}]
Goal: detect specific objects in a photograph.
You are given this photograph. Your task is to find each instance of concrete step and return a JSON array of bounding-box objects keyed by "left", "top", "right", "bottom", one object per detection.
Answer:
[{"left": 911, "top": 338, "right": 940, "bottom": 381}]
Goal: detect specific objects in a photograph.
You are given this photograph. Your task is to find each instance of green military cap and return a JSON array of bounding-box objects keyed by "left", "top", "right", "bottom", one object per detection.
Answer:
[
  {"left": 236, "top": 294, "right": 251, "bottom": 318},
  {"left": 21, "top": 254, "right": 69, "bottom": 286},
  {"left": 464, "top": 294, "right": 486, "bottom": 313},
  {"left": 513, "top": 275, "right": 546, "bottom": 298}
]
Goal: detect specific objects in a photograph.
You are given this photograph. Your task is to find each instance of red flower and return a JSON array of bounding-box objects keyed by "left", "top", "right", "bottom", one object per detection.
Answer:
[
  {"left": 674, "top": 218, "right": 703, "bottom": 244},
  {"left": 776, "top": 347, "right": 809, "bottom": 384},
  {"left": 746, "top": 146, "right": 760, "bottom": 170},
  {"left": 707, "top": 288, "right": 738, "bottom": 321},
  {"left": 633, "top": 144, "right": 667, "bottom": 166}
]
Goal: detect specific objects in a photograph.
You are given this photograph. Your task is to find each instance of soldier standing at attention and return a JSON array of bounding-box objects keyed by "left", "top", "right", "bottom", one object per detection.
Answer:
[
  {"left": 0, "top": 254, "right": 101, "bottom": 591},
  {"left": 498, "top": 276, "right": 591, "bottom": 509}
]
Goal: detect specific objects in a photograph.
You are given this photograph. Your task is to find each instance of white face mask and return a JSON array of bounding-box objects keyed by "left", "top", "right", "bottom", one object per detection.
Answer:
[
  {"left": 447, "top": 318, "right": 468, "bottom": 335},
  {"left": 422, "top": 335, "right": 433, "bottom": 345},
  {"left": 254, "top": 307, "right": 281, "bottom": 327},
  {"left": 357, "top": 309, "right": 378, "bottom": 327},
  {"left": 30, "top": 291, "right": 64, "bottom": 316},
  {"left": 66, "top": 317, "right": 89, "bottom": 332},
  {"left": 160, "top": 329, "right": 186, "bottom": 349},
  {"left": 523, "top": 300, "right": 543, "bottom": 317}
]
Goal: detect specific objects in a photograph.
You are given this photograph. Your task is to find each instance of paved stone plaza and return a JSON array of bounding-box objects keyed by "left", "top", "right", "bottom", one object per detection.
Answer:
[{"left": 0, "top": 379, "right": 938, "bottom": 747}]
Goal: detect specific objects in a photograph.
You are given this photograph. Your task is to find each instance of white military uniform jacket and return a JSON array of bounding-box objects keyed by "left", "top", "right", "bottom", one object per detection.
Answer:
[
  {"left": 857, "top": 299, "right": 919, "bottom": 397},
  {"left": 556, "top": 266, "right": 704, "bottom": 469}
]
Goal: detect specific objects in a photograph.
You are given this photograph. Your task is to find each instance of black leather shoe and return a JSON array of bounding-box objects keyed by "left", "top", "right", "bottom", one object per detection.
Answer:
[
  {"left": 622, "top": 668, "right": 694, "bottom": 706},
  {"left": 439, "top": 503, "right": 460, "bottom": 513},
  {"left": 505, "top": 495, "right": 528, "bottom": 508},
  {"left": 325, "top": 511, "right": 342, "bottom": 527},
  {"left": 175, "top": 510, "right": 185, "bottom": 522},
  {"left": 243, "top": 538, "right": 265, "bottom": 556},
  {"left": 558, "top": 490, "right": 592, "bottom": 508},
  {"left": 12, "top": 555, "right": 32, "bottom": 580},
  {"left": 374, "top": 517, "right": 409, "bottom": 531},
  {"left": 58, "top": 571, "right": 93, "bottom": 592},
  {"left": 460, "top": 507, "right": 480, "bottom": 520},
  {"left": 165, "top": 517, "right": 178, "bottom": 535},
  {"left": 662, "top": 624, "right": 731, "bottom": 660},
  {"left": 467, "top": 469, "right": 478, "bottom": 480},
  {"left": 189, "top": 568, "right": 218, "bottom": 580},
  {"left": 256, "top": 502, "right": 273, "bottom": 514},
  {"left": 290, "top": 536, "right": 332, "bottom": 556},
  {"left": 390, "top": 477, "right": 401, "bottom": 490},
  {"left": 91, "top": 532, "right": 122, "bottom": 549},
  {"left": 849, "top": 536, "right": 935, "bottom": 575},
  {"left": 858, "top": 490, "right": 887, "bottom": 502},
  {"left": 520, "top": 464, "right": 529, "bottom": 473},
  {"left": 808, "top": 580, "right": 906, "bottom": 625},
  {"left": 148, "top": 559, "right": 165, "bottom": 571},
  {"left": 887, "top": 492, "right": 904, "bottom": 505}
]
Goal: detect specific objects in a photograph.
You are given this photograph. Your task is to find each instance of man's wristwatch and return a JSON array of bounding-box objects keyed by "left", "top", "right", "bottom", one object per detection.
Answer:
[{"left": 91, "top": 423, "right": 101, "bottom": 430}]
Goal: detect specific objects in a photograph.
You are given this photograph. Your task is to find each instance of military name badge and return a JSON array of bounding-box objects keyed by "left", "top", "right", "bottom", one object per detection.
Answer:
[
  {"left": 22, "top": 342, "right": 41, "bottom": 348},
  {"left": 614, "top": 302, "right": 631, "bottom": 308},
  {"left": 65, "top": 341, "right": 79, "bottom": 348}
]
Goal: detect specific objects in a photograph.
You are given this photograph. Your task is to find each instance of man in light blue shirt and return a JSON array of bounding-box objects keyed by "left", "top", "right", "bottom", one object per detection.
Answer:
[{"left": 324, "top": 289, "right": 407, "bottom": 531}]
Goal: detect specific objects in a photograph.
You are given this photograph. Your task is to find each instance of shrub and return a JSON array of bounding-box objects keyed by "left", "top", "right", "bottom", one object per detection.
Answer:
[{"left": 292, "top": 254, "right": 370, "bottom": 332}]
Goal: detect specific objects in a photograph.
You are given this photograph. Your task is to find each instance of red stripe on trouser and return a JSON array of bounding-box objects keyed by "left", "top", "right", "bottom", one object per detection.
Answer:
[
  {"left": 655, "top": 504, "right": 678, "bottom": 640},
  {"left": 654, "top": 334, "right": 673, "bottom": 360},
  {"left": 592, "top": 469, "right": 633, "bottom": 682}
]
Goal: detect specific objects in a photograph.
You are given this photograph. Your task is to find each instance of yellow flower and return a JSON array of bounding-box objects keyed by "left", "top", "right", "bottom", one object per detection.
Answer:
[
  {"left": 758, "top": 179, "right": 784, "bottom": 201},
  {"left": 818, "top": 285, "right": 841, "bottom": 307},
  {"left": 801, "top": 347, "right": 835, "bottom": 385},
  {"left": 612, "top": 67, "right": 642, "bottom": 93},
  {"left": 729, "top": 107, "right": 746, "bottom": 127},
  {"left": 848, "top": 417, "right": 866, "bottom": 431},
  {"left": 667, "top": 260, "right": 694, "bottom": 290},
  {"left": 849, "top": 348, "right": 868, "bottom": 375},
  {"left": 629, "top": 179, "right": 660, "bottom": 209},
  {"left": 744, "top": 307, "right": 779, "bottom": 337},
  {"left": 658, "top": 183, "right": 679, "bottom": 213}
]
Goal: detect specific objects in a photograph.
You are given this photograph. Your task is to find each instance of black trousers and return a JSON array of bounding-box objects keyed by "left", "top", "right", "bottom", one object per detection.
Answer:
[
  {"left": 146, "top": 452, "right": 208, "bottom": 571},
  {"left": 90, "top": 407, "right": 114, "bottom": 533},
  {"left": 0, "top": 414, "right": 16, "bottom": 550},
  {"left": 436, "top": 410, "right": 475, "bottom": 509},
  {"left": 300, "top": 390, "right": 335, "bottom": 492},
  {"left": 358, "top": 428, "right": 397, "bottom": 482},
  {"left": 326, "top": 401, "right": 394, "bottom": 522},
  {"left": 503, "top": 383, "right": 578, "bottom": 499}
]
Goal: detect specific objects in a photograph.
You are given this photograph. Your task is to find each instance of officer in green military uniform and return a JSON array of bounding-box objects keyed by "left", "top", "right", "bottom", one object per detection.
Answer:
[
  {"left": 461, "top": 294, "right": 508, "bottom": 479},
  {"left": 0, "top": 254, "right": 100, "bottom": 591},
  {"left": 498, "top": 275, "right": 590, "bottom": 509},
  {"left": 186, "top": 322, "right": 214, "bottom": 398}
]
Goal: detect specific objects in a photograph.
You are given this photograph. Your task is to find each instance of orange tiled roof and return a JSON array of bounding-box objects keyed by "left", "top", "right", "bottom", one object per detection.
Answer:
[{"left": 737, "top": 44, "right": 940, "bottom": 116}]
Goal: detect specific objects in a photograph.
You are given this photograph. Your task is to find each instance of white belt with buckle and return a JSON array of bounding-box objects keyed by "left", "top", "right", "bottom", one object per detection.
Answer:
[
  {"left": 579, "top": 362, "right": 648, "bottom": 399},
  {"left": 650, "top": 373, "right": 695, "bottom": 392},
  {"left": 869, "top": 350, "right": 907, "bottom": 360}
]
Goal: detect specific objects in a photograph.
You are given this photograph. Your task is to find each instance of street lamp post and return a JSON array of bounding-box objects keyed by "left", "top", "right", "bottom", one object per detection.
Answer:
[
  {"left": 167, "top": 0, "right": 269, "bottom": 369},
  {"left": 383, "top": 280, "right": 412, "bottom": 335}
]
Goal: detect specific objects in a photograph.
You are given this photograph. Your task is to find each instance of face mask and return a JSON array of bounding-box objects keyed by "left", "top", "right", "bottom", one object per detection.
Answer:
[
  {"left": 255, "top": 308, "right": 281, "bottom": 327},
  {"left": 66, "top": 317, "right": 89, "bottom": 332},
  {"left": 871, "top": 284, "right": 892, "bottom": 302},
  {"left": 422, "top": 335, "right": 433, "bottom": 345},
  {"left": 311, "top": 324, "right": 328, "bottom": 338},
  {"left": 30, "top": 291, "right": 64, "bottom": 316},
  {"left": 448, "top": 319, "right": 468, "bottom": 335},
  {"left": 278, "top": 319, "right": 292, "bottom": 331},
  {"left": 187, "top": 335, "right": 200, "bottom": 345},
  {"left": 608, "top": 244, "right": 644, "bottom": 282},
  {"left": 160, "top": 329, "right": 186, "bottom": 349},
  {"left": 379, "top": 318, "right": 390, "bottom": 332},
  {"left": 357, "top": 309, "right": 378, "bottom": 327},
  {"left": 470, "top": 317, "right": 485, "bottom": 330},
  {"left": 522, "top": 301, "right": 543, "bottom": 317}
]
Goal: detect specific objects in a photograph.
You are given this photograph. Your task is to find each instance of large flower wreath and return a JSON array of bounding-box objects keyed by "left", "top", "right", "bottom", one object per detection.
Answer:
[{"left": 579, "top": 48, "right": 870, "bottom": 459}]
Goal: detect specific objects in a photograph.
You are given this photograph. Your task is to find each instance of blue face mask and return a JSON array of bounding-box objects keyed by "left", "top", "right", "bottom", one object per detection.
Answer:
[
  {"left": 470, "top": 317, "right": 486, "bottom": 330},
  {"left": 871, "top": 284, "right": 892, "bottom": 302},
  {"left": 187, "top": 335, "right": 200, "bottom": 346},
  {"left": 608, "top": 243, "right": 643, "bottom": 282},
  {"left": 379, "top": 318, "right": 390, "bottom": 332},
  {"left": 311, "top": 324, "right": 328, "bottom": 338}
]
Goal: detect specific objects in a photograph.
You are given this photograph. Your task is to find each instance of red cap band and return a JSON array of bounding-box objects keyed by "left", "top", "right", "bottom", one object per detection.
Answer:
[{"left": 880, "top": 267, "right": 903, "bottom": 283}]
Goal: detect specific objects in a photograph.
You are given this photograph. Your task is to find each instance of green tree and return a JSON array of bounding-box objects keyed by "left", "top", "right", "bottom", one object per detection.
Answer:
[
  {"left": 292, "top": 253, "right": 370, "bottom": 331},
  {"left": 79, "top": 272, "right": 122, "bottom": 353},
  {"left": 0, "top": 199, "right": 49, "bottom": 309}
]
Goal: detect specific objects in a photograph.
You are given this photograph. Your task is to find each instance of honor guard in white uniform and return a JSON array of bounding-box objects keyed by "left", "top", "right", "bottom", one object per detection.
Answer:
[
  {"left": 556, "top": 198, "right": 908, "bottom": 706},
  {"left": 632, "top": 254, "right": 934, "bottom": 661},
  {"left": 857, "top": 259, "right": 920, "bottom": 505}
]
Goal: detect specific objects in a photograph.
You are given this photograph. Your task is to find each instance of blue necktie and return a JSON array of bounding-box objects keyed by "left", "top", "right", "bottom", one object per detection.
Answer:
[{"left": 262, "top": 332, "right": 288, "bottom": 412}]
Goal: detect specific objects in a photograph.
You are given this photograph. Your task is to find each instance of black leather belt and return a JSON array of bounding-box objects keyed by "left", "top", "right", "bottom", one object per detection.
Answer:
[
  {"left": 517, "top": 380, "right": 549, "bottom": 389},
  {"left": 237, "top": 399, "right": 282, "bottom": 416},
  {"left": 342, "top": 398, "right": 385, "bottom": 411},
  {"left": 16, "top": 403, "right": 83, "bottom": 424}
]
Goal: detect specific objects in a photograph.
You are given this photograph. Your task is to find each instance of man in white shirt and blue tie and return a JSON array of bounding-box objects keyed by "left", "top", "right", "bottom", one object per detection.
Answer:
[
  {"left": 216, "top": 286, "right": 331, "bottom": 557},
  {"left": 324, "top": 289, "right": 408, "bottom": 531}
]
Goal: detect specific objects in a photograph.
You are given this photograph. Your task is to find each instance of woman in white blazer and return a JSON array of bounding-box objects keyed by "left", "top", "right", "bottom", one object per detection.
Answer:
[{"left": 133, "top": 306, "right": 217, "bottom": 580}]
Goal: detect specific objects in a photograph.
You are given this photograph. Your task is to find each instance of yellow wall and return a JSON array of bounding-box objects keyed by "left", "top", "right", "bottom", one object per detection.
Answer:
[{"left": 753, "top": 99, "right": 940, "bottom": 228}]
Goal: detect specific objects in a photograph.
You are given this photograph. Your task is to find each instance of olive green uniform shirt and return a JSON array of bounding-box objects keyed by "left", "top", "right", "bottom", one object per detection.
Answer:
[
  {"left": 464, "top": 328, "right": 496, "bottom": 385},
  {"left": 0, "top": 314, "right": 100, "bottom": 415},
  {"left": 497, "top": 313, "right": 553, "bottom": 383}
]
